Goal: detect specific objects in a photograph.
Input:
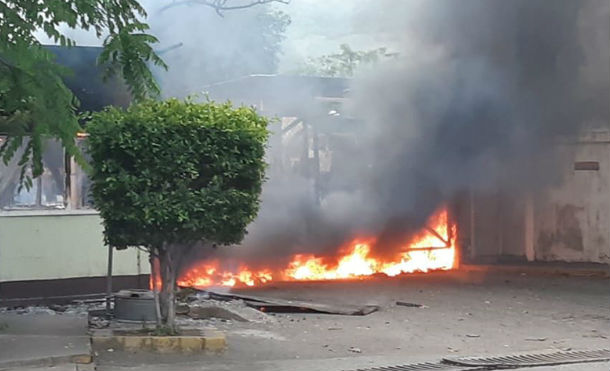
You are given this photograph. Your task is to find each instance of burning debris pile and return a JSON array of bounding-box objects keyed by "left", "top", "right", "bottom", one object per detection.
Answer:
[{"left": 178, "top": 207, "right": 456, "bottom": 288}]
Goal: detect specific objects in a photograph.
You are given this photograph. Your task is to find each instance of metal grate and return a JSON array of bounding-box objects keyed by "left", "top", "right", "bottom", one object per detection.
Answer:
[
  {"left": 444, "top": 348, "right": 610, "bottom": 368},
  {"left": 352, "top": 362, "right": 475, "bottom": 371}
]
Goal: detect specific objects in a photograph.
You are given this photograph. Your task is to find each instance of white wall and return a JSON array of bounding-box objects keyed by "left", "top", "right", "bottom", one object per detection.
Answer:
[
  {"left": 533, "top": 131, "right": 610, "bottom": 264},
  {"left": 0, "top": 212, "right": 149, "bottom": 282}
]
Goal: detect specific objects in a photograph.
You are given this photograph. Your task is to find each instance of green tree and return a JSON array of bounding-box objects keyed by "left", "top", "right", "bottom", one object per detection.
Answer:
[
  {"left": 299, "top": 44, "right": 398, "bottom": 78},
  {"left": 0, "top": 0, "right": 167, "bottom": 186},
  {"left": 0, "top": 0, "right": 285, "bottom": 186},
  {"left": 87, "top": 99, "right": 268, "bottom": 331}
]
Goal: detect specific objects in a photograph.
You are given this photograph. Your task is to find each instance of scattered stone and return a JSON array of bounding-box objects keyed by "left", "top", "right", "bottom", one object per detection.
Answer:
[
  {"left": 526, "top": 337, "right": 548, "bottom": 341},
  {"left": 349, "top": 347, "right": 362, "bottom": 353},
  {"left": 89, "top": 316, "right": 110, "bottom": 329},
  {"left": 466, "top": 334, "right": 480, "bottom": 338},
  {"left": 396, "top": 301, "right": 423, "bottom": 308},
  {"left": 176, "top": 303, "right": 190, "bottom": 315},
  {"left": 49, "top": 304, "right": 67, "bottom": 312},
  {"left": 328, "top": 327, "right": 342, "bottom": 331},
  {"left": 107, "top": 348, "right": 114, "bottom": 352}
]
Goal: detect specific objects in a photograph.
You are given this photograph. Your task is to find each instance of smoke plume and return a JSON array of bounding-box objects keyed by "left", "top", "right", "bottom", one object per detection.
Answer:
[
  {"left": 229, "top": 0, "right": 608, "bottom": 264},
  {"left": 178, "top": 0, "right": 610, "bottom": 268}
]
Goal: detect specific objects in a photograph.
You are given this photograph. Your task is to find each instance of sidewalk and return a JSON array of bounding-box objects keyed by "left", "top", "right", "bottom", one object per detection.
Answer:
[{"left": 0, "top": 310, "right": 91, "bottom": 370}]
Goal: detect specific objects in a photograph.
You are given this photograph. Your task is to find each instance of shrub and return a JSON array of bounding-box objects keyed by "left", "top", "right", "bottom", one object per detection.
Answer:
[{"left": 87, "top": 98, "right": 268, "bottom": 330}]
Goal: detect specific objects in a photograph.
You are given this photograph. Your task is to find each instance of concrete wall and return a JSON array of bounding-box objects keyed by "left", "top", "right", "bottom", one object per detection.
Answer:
[
  {"left": 533, "top": 132, "right": 610, "bottom": 264},
  {"left": 0, "top": 212, "right": 149, "bottom": 282},
  {"left": 466, "top": 130, "right": 610, "bottom": 265}
]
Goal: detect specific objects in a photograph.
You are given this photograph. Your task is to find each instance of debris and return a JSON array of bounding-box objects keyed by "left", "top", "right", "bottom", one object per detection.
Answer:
[
  {"left": 176, "top": 303, "right": 190, "bottom": 315},
  {"left": 107, "top": 348, "right": 114, "bottom": 352},
  {"left": 49, "top": 304, "right": 67, "bottom": 312},
  {"left": 526, "top": 337, "right": 548, "bottom": 342},
  {"left": 188, "top": 305, "right": 249, "bottom": 322},
  {"left": 396, "top": 301, "right": 424, "bottom": 308},
  {"left": 185, "top": 298, "right": 272, "bottom": 323},
  {"left": 466, "top": 334, "right": 480, "bottom": 338},
  {"left": 349, "top": 347, "right": 362, "bottom": 353},
  {"left": 205, "top": 290, "right": 379, "bottom": 315},
  {"left": 328, "top": 327, "right": 342, "bottom": 331}
]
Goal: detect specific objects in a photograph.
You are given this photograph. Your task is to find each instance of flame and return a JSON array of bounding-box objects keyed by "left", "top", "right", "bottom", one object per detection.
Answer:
[{"left": 176, "top": 207, "right": 456, "bottom": 288}]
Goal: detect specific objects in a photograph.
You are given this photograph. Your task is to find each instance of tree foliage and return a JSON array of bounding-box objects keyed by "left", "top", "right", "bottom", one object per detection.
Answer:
[
  {"left": 0, "top": 0, "right": 166, "bottom": 185},
  {"left": 86, "top": 98, "right": 268, "bottom": 330},
  {"left": 299, "top": 44, "right": 398, "bottom": 78},
  {"left": 0, "top": 0, "right": 286, "bottom": 186}
]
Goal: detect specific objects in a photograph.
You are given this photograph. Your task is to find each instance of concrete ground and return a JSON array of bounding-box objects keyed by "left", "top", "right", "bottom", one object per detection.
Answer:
[
  {"left": 89, "top": 269, "right": 609, "bottom": 371},
  {"left": 0, "top": 309, "right": 90, "bottom": 370}
]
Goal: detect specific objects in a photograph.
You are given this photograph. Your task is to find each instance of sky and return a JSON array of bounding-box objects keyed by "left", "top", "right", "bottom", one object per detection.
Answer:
[{"left": 34, "top": 0, "right": 405, "bottom": 73}]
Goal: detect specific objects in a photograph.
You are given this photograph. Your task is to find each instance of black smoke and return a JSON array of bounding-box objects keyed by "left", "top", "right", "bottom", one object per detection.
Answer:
[{"left": 185, "top": 0, "right": 610, "bottom": 269}]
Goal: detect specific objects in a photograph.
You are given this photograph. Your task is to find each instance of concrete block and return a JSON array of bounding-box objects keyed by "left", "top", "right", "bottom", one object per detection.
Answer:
[
  {"left": 121, "top": 336, "right": 146, "bottom": 352},
  {"left": 179, "top": 337, "right": 204, "bottom": 353},
  {"left": 151, "top": 336, "right": 180, "bottom": 354},
  {"left": 203, "top": 331, "right": 227, "bottom": 352},
  {"left": 90, "top": 329, "right": 226, "bottom": 354}
]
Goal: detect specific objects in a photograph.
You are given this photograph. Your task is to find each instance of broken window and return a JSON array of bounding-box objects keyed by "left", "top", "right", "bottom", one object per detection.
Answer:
[
  {"left": 0, "top": 139, "right": 66, "bottom": 210},
  {"left": 70, "top": 138, "right": 94, "bottom": 209}
]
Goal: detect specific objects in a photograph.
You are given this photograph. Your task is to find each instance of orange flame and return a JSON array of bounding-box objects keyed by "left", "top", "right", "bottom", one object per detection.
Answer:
[{"left": 176, "top": 207, "right": 456, "bottom": 288}]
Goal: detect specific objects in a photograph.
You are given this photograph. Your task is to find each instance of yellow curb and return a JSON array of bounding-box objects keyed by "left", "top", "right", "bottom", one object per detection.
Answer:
[
  {"left": 71, "top": 354, "right": 93, "bottom": 364},
  {"left": 91, "top": 331, "right": 226, "bottom": 354}
]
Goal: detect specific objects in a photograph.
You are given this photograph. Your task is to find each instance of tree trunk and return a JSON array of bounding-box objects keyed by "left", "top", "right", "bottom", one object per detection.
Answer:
[
  {"left": 150, "top": 252, "right": 162, "bottom": 328},
  {"left": 158, "top": 247, "right": 178, "bottom": 334}
]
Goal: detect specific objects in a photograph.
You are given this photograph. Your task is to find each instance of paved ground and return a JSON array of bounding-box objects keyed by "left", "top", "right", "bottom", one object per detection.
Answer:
[
  {"left": 0, "top": 309, "right": 90, "bottom": 369},
  {"left": 89, "top": 269, "right": 609, "bottom": 371}
]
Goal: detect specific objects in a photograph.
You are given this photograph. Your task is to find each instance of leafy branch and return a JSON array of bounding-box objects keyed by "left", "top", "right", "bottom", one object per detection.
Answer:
[{"left": 159, "top": 0, "right": 290, "bottom": 16}]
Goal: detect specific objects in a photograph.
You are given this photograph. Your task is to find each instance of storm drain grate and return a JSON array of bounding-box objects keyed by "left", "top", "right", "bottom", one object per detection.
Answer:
[
  {"left": 443, "top": 348, "right": 610, "bottom": 368},
  {"left": 352, "top": 362, "right": 475, "bottom": 371}
]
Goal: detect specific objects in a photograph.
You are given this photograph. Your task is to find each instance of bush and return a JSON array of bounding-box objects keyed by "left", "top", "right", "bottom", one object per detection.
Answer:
[{"left": 87, "top": 98, "right": 268, "bottom": 330}]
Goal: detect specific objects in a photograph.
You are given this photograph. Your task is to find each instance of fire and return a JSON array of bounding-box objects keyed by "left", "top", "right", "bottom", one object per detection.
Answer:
[{"left": 176, "top": 207, "right": 456, "bottom": 288}]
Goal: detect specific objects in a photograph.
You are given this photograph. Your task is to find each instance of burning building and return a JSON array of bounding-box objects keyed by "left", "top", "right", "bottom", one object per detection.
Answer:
[
  {"left": 1, "top": 0, "right": 608, "bottom": 304},
  {"left": 168, "top": 0, "right": 609, "bottom": 289}
]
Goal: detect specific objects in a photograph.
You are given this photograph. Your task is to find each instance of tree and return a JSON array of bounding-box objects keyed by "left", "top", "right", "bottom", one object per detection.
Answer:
[
  {"left": 87, "top": 98, "right": 268, "bottom": 332},
  {"left": 0, "top": 0, "right": 286, "bottom": 186},
  {"left": 299, "top": 44, "right": 398, "bottom": 78}
]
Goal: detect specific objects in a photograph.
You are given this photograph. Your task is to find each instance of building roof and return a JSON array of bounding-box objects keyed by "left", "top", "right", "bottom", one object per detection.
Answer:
[{"left": 202, "top": 74, "right": 351, "bottom": 117}]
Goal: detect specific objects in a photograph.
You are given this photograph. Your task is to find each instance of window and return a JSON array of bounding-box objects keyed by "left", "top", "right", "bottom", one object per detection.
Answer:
[
  {"left": 0, "top": 138, "right": 94, "bottom": 211},
  {"left": 71, "top": 138, "right": 94, "bottom": 209}
]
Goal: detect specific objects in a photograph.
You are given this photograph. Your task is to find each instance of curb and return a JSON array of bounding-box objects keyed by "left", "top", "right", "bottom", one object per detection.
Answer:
[
  {"left": 0, "top": 353, "right": 92, "bottom": 370},
  {"left": 91, "top": 330, "right": 226, "bottom": 354}
]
